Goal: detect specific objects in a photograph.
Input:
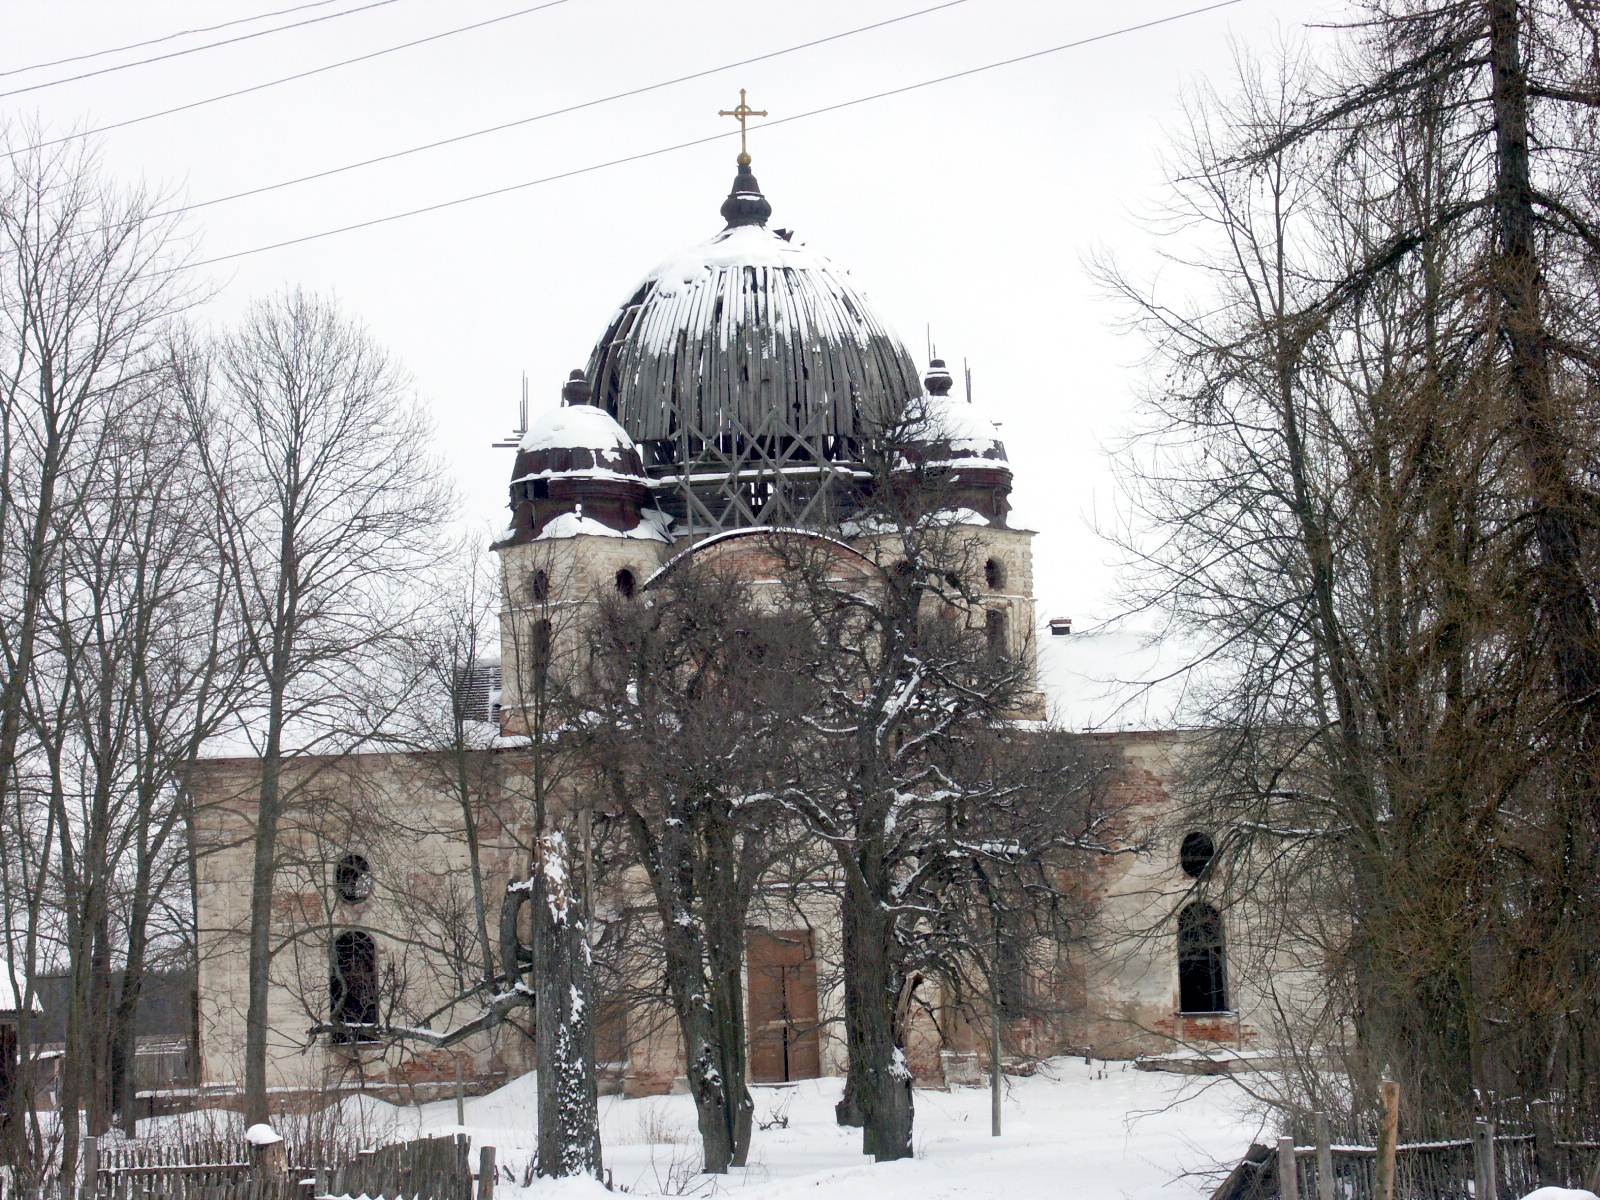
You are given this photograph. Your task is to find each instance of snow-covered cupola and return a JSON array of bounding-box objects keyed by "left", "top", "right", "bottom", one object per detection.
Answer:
[
  {"left": 494, "top": 370, "right": 666, "bottom": 546},
  {"left": 893, "top": 358, "right": 1013, "bottom": 527}
]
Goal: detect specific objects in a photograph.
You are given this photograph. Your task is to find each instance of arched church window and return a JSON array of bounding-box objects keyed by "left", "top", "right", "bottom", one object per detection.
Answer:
[
  {"left": 615, "top": 568, "right": 636, "bottom": 598},
  {"left": 329, "top": 930, "right": 379, "bottom": 1042},
  {"left": 530, "top": 569, "right": 550, "bottom": 604},
  {"left": 335, "top": 853, "right": 371, "bottom": 903},
  {"left": 1179, "top": 831, "right": 1215, "bottom": 879},
  {"left": 1177, "top": 902, "right": 1228, "bottom": 1014},
  {"left": 985, "top": 557, "right": 1007, "bottom": 591},
  {"left": 986, "top": 609, "right": 1009, "bottom": 658}
]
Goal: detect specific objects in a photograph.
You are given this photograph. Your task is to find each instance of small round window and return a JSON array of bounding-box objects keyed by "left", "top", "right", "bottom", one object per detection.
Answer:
[
  {"left": 1179, "top": 831, "right": 1215, "bottom": 879},
  {"left": 336, "top": 853, "right": 372, "bottom": 904}
]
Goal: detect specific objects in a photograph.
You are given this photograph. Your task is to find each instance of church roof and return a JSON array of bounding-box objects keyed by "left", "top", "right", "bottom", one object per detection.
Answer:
[
  {"left": 581, "top": 159, "right": 923, "bottom": 533},
  {"left": 512, "top": 390, "right": 647, "bottom": 486},
  {"left": 1033, "top": 623, "right": 1203, "bottom": 732},
  {"left": 587, "top": 218, "right": 921, "bottom": 447},
  {"left": 901, "top": 359, "right": 1010, "bottom": 475}
]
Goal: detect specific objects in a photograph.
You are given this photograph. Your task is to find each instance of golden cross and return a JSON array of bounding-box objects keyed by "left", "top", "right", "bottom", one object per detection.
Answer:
[{"left": 718, "top": 88, "right": 768, "bottom": 166}]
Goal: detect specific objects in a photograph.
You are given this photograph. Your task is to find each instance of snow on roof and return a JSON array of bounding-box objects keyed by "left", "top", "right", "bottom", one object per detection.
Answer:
[
  {"left": 534, "top": 509, "right": 672, "bottom": 544},
  {"left": 0, "top": 962, "right": 40, "bottom": 1013},
  {"left": 924, "top": 390, "right": 1008, "bottom": 461},
  {"left": 645, "top": 224, "right": 837, "bottom": 298},
  {"left": 587, "top": 219, "right": 922, "bottom": 454},
  {"left": 1034, "top": 623, "right": 1204, "bottom": 732},
  {"left": 519, "top": 402, "right": 637, "bottom": 456}
]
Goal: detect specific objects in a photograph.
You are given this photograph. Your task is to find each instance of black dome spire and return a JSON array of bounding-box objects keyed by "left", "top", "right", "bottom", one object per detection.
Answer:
[{"left": 720, "top": 159, "right": 771, "bottom": 228}]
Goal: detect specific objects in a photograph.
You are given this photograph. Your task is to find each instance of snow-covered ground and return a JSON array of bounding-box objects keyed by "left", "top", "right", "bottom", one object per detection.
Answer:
[{"left": 176, "top": 1059, "right": 1265, "bottom": 1200}]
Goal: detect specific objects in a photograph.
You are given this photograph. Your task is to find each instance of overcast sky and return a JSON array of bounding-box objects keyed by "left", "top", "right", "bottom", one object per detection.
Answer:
[{"left": 3, "top": 0, "right": 1343, "bottom": 626}]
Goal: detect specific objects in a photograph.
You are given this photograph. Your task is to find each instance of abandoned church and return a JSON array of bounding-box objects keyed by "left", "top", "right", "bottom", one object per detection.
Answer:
[{"left": 186, "top": 149, "right": 1294, "bottom": 1106}]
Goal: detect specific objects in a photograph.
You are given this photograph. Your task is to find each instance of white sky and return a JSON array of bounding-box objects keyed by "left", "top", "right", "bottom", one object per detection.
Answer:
[{"left": 2, "top": 0, "right": 1343, "bottom": 625}]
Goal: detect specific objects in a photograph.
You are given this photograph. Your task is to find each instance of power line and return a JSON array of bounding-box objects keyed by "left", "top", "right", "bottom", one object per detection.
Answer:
[
  {"left": 172, "top": 0, "right": 972, "bottom": 216},
  {"left": 181, "top": 0, "right": 1242, "bottom": 272},
  {"left": 0, "top": 0, "right": 350, "bottom": 80},
  {"left": 0, "top": 0, "right": 406, "bottom": 100},
  {"left": 21, "top": 1, "right": 577, "bottom": 150}
]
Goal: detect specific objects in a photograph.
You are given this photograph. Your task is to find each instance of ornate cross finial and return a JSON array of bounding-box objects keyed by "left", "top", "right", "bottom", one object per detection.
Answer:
[{"left": 718, "top": 88, "right": 768, "bottom": 166}]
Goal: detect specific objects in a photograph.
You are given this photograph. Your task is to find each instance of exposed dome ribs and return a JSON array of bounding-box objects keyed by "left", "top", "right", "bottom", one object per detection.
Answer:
[{"left": 582, "top": 220, "right": 922, "bottom": 533}]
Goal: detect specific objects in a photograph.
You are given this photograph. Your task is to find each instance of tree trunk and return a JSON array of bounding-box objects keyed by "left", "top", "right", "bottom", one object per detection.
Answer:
[
  {"left": 113, "top": 890, "right": 155, "bottom": 1136},
  {"left": 532, "top": 831, "right": 602, "bottom": 1179},
  {"left": 624, "top": 795, "right": 756, "bottom": 1175},
  {"left": 833, "top": 913, "right": 866, "bottom": 1129},
  {"left": 1488, "top": 0, "right": 1600, "bottom": 727},
  {"left": 840, "top": 870, "right": 913, "bottom": 1162},
  {"left": 453, "top": 748, "right": 497, "bottom": 986},
  {"left": 244, "top": 701, "right": 286, "bottom": 1126},
  {"left": 697, "top": 815, "right": 753, "bottom": 1168},
  {"left": 86, "top": 908, "right": 114, "bottom": 1136}
]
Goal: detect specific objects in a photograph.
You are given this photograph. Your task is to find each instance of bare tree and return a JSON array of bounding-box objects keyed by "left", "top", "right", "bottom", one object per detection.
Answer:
[
  {"left": 0, "top": 130, "right": 193, "bottom": 1180},
  {"left": 178, "top": 291, "right": 452, "bottom": 1125},
  {"left": 766, "top": 404, "right": 1053, "bottom": 1161},
  {"left": 1098, "top": 7, "right": 1600, "bottom": 1138},
  {"left": 575, "top": 564, "right": 818, "bottom": 1173},
  {"left": 508, "top": 544, "right": 603, "bottom": 1179},
  {"left": 35, "top": 365, "right": 244, "bottom": 1145},
  {"left": 387, "top": 540, "right": 507, "bottom": 994}
]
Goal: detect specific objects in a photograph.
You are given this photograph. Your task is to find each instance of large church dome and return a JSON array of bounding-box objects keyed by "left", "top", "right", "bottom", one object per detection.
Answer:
[{"left": 584, "top": 159, "right": 923, "bottom": 534}]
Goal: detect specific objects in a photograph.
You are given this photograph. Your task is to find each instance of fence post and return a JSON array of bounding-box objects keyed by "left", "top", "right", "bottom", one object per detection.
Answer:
[
  {"left": 455, "top": 1061, "right": 466, "bottom": 1128},
  {"left": 1531, "top": 1099, "right": 1558, "bottom": 1187},
  {"left": 476, "top": 1147, "right": 495, "bottom": 1200},
  {"left": 82, "top": 1136, "right": 99, "bottom": 1200},
  {"left": 1278, "top": 1136, "right": 1299, "bottom": 1200},
  {"left": 1375, "top": 1080, "right": 1399, "bottom": 1200},
  {"left": 1314, "top": 1112, "right": 1334, "bottom": 1200},
  {"left": 1473, "top": 1119, "right": 1498, "bottom": 1200}
]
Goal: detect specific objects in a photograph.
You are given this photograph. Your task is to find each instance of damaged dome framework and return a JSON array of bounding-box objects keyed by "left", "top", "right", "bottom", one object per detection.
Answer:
[{"left": 584, "top": 161, "right": 925, "bottom": 535}]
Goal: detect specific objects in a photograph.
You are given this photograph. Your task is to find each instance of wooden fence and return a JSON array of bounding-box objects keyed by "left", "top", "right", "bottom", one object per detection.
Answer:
[
  {"left": 1218, "top": 1120, "right": 1600, "bottom": 1200},
  {"left": 74, "top": 1133, "right": 493, "bottom": 1200},
  {"left": 323, "top": 1134, "right": 479, "bottom": 1200}
]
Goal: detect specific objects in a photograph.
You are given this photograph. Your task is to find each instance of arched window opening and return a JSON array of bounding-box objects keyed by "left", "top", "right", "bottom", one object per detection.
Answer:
[
  {"left": 329, "top": 930, "right": 379, "bottom": 1042},
  {"left": 986, "top": 609, "right": 1009, "bottom": 659},
  {"left": 335, "top": 853, "right": 371, "bottom": 904},
  {"left": 1177, "top": 903, "right": 1228, "bottom": 1014},
  {"left": 1179, "top": 831, "right": 1215, "bottom": 879},
  {"left": 615, "top": 568, "right": 636, "bottom": 598},
  {"left": 530, "top": 569, "right": 550, "bottom": 604},
  {"left": 984, "top": 557, "right": 1007, "bottom": 591}
]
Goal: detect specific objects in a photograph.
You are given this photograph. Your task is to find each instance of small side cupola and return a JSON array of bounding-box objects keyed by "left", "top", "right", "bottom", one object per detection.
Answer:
[
  {"left": 493, "top": 369, "right": 666, "bottom": 547},
  {"left": 895, "top": 358, "right": 1014, "bottom": 526}
]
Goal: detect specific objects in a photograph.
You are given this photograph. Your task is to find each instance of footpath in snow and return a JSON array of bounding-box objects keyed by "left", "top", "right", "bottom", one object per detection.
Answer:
[{"left": 299, "top": 1057, "right": 1263, "bottom": 1200}]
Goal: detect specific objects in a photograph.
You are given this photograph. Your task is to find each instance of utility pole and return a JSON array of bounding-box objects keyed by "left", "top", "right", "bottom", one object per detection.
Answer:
[{"left": 990, "top": 1003, "right": 1002, "bottom": 1137}]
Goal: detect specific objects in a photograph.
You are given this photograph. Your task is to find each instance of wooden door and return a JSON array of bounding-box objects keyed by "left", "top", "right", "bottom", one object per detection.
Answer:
[{"left": 747, "top": 929, "right": 821, "bottom": 1082}]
